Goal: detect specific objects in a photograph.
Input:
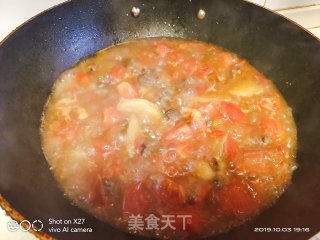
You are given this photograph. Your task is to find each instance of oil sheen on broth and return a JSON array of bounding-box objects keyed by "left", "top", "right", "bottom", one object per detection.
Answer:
[{"left": 41, "top": 38, "right": 297, "bottom": 239}]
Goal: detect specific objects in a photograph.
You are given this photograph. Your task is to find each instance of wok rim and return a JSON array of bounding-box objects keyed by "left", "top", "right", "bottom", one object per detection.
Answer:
[{"left": 0, "top": 0, "right": 319, "bottom": 48}]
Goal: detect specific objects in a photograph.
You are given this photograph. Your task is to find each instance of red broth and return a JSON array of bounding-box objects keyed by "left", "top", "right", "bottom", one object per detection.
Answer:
[{"left": 41, "top": 38, "right": 297, "bottom": 239}]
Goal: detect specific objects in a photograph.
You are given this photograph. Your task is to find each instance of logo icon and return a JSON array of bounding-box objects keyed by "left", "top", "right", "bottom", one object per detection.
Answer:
[
  {"left": 32, "top": 220, "right": 44, "bottom": 232},
  {"left": 7, "top": 219, "right": 44, "bottom": 232},
  {"left": 19, "top": 220, "right": 31, "bottom": 232},
  {"left": 7, "top": 220, "right": 19, "bottom": 232}
]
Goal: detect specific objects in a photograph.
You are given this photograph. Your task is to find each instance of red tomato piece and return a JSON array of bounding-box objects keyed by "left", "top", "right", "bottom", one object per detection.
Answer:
[
  {"left": 240, "top": 146, "right": 290, "bottom": 196},
  {"left": 242, "top": 147, "right": 271, "bottom": 159},
  {"left": 260, "top": 94, "right": 282, "bottom": 114},
  {"left": 165, "top": 123, "right": 193, "bottom": 142},
  {"left": 224, "top": 136, "right": 239, "bottom": 160},
  {"left": 117, "top": 82, "right": 139, "bottom": 98},
  {"left": 175, "top": 143, "right": 193, "bottom": 159},
  {"left": 92, "top": 140, "right": 118, "bottom": 155},
  {"left": 218, "top": 52, "right": 234, "bottom": 66},
  {"left": 89, "top": 175, "right": 106, "bottom": 207},
  {"left": 261, "top": 117, "right": 284, "bottom": 141},
  {"left": 210, "top": 130, "right": 225, "bottom": 137},
  {"left": 122, "top": 183, "right": 149, "bottom": 215},
  {"left": 192, "top": 182, "right": 213, "bottom": 204},
  {"left": 54, "top": 120, "right": 78, "bottom": 140},
  {"left": 167, "top": 52, "right": 186, "bottom": 67},
  {"left": 157, "top": 150, "right": 177, "bottom": 163},
  {"left": 75, "top": 71, "right": 90, "bottom": 86},
  {"left": 137, "top": 52, "right": 156, "bottom": 67},
  {"left": 176, "top": 136, "right": 211, "bottom": 160},
  {"left": 101, "top": 162, "right": 124, "bottom": 179},
  {"left": 185, "top": 80, "right": 212, "bottom": 96},
  {"left": 234, "top": 147, "right": 280, "bottom": 177},
  {"left": 157, "top": 179, "right": 186, "bottom": 208},
  {"left": 183, "top": 58, "right": 198, "bottom": 76},
  {"left": 219, "top": 102, "right": 245, "bottom": 123},
  {"left": 192, "top": 64, "right": 214, "bottom": 80},
  {"left": 241, "top": 151, "right": 271, "bottom": 175},
  {"left": 216, "top": 178, "right": 260, "bottom": 215},
  {"left": 166, "top": 65, "right": 186, "bottom": 82},
  {"left": 110, "top": 64, "right": 127, "bottom": 83},
  {"left": 103, "top": 107, "right": 124, "bottom": 129},
  {"left": 202, "top": 103, "right": 220, "bottom": 119},
  {"left": 162, "top": 164, "right": 182, "bottom": 178}
]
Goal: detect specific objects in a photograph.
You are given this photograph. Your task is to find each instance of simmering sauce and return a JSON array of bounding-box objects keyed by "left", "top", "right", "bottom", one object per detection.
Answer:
[{"left": 41, "top": 38, "right": 297, "bottom": 239}]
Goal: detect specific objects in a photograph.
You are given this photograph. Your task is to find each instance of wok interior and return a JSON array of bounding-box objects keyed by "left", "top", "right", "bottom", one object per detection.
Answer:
[{"left": 0, "top": 0, "right": 319, "bottom": 239}]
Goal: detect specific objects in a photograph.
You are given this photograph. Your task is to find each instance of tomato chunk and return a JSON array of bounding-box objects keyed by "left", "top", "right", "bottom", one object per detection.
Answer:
[
  {"left": 54, "top": 120, "right": 78, "bottom": 140},
  {"left": 137, "top": 52, "right": 156, "bottom": 67},
  {"left": 237, "top": 147, "right": 282, "bottom": 176},
  {"left": 156, "top": 179, "right": 186, "bottom": 209},
  {"left": 202, "top": 103, "right": 220, "bottom": 119},
  {"left": 165, "top": 123, "right": 193, "bottom": 142},
  {"left": 219, "top": 102, "right": 245, "bottom": 123},
  {"left": 260, "top": 94, "right": 282, "bottom": 114},
  {"left": 89, "top": 175, "right": 106, "bottom": 207},
  {"left": 122, "top": 183, "right": 149, "bottom": 215},
  {"left": 261, "top": 117, "right": 284, "bottom": 141},
  {"left": 102, "top": 162, "right": 124, "bottom": 179},
  {"left": 202, "top": 102, "right": 245, "bottom": 123},
  {"left": 110, "top": 64, "right": 127, "bottom": 83},
  {"left": 192, "top": 64, "right": 214, "bottom": 80},
  {"left": 103, "top": 107, "right": 124, "bottom": 129},
  {"left": 218, "top": 52, "right": 235, "bottom": 66},
  {"left": 216, "top": 178, "right": 260, "bottom": 215},
  {"left": 92, "top": 139, "right": 118, "bottom": 155},
  {"left": 188, "top": 182, "right": 213, "bottom": 204},
  {"left": 167, "top": 52, "right": 185, "bottom": 67},
  {"left": 117, "top": 82, "right": 139, "bottom": 98},
  {"left": 210, "top": 130, "right": 225, "bottom": 137},
  {"left": 224, "top": 136, "right": 239, "bottom": 160},
  {"left": 75, "top": 71, "right": 90, "bottom": 86},
  {"left": 183, "top": 58, "right": 198, "bottom": 76}
]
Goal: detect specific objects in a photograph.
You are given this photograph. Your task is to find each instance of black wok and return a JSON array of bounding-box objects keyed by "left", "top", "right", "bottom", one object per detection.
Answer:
[{"left": 0, "top": 0, "right": 320, "bottom": 239}]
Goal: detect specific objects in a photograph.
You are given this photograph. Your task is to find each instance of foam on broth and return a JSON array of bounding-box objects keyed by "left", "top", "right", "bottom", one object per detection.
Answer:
[{"left": 41, "top": 38, "right": 297, "bottom": 239}]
